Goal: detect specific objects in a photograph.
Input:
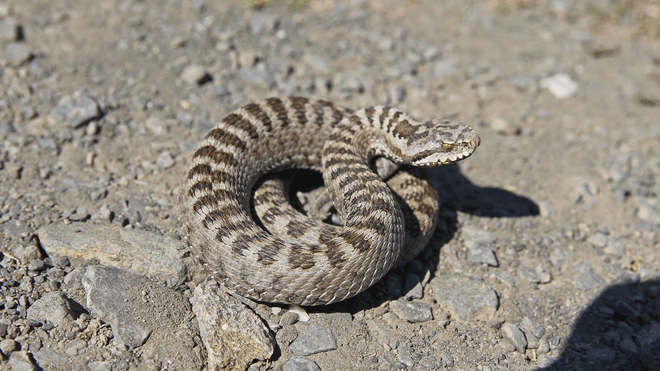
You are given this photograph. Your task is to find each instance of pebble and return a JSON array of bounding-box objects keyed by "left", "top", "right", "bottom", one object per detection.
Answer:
[
  {"left": 572, "top": 261, "right": 605, "bottom": 290},
  {"left": 239, "top": 66, "right": 274, "bottom": 88},
  {"left": 37, "top": 223, "right": 189, "bottom": 287},
  {"left": 461, "top": 226, "right": 498, "bottom": 249},
  {"left": 4, "top": 42, "right": 32, "bottom": 66},
  {"left": 518, "top": 266, "right": 541, "bottom": 283},
  {"left": 156, "top": 151, "right": 174, "bottom": 169},
  {"left": 0, "top": 338, "right": 18, "bottom": 354},
  {"left": 280, "top": 311, "right": 300, "bottom": 326},
  {"left": 0, "top": 17, "right": 18, "bottom": 42},
  {"left": 490, "top": 117, "right": 520, "bottom": 136},
  {"left": 402, "top": 273, "right": 424, "bottom": 300},
  {"left": 180, "top": 64, "right": 211, "bottom": 85},
  {"left": 587, "top": 232, "right": 609, "bottom": 248},
  {"left": 640, "top": 323, "right": 660, "bottom": 370},
  {"left": 619, "top": 338, "right": 638, "bottom": 354},
  {"left": 282, "top": 357, "right": 321, "bottom": 371},
  {"left": 540, "top": 73, "right": 578, "bottom": 99},
  {"left": 250, "top": 12, "right": 277, "bottom": 34},
  {"left": 586, "top": 345, "right": 616, "bottom": 363},
  {"left": 467, "top": 246, "right": 499, "bottom": 267},
  {"left": 302, "top": 54, "right": 330, "bottom": 73},
  {"left": 8, "top": 351, "right": 37, "bottom": 371},
  {"left": 289, "top": 323, "right": 337, "bottom": 356},
  {"left": 190, "top": 281, "right": 275, "bottom": 371},
  {"left": 48, "top": 91, "right": 101, "bottom": 128},
  {"left": 501, "top": 323, "right": 527, "bottom": 353},
  {"left": 145, "top": 115, "right": 167, "bottom": 135},
  {"left": 27, "top": 292, "right": 74, "bottom": 327},
  {"left": 430, "top": 273, "right": 499, "bottom": 321},
  {"left": 390, "top": 300, "right": 433, "bottom": 323}
]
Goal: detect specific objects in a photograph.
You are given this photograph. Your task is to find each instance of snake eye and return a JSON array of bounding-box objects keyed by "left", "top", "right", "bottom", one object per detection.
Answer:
[{"left": 441, "top": 143, "right": 454, "bottom": 151}]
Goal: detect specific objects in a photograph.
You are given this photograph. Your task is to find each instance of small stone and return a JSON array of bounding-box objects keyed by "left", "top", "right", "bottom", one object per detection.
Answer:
[
  {"left": 518, "top": 266, "right": 540, "bottom": 283},
  {"left": 288, "top": 305, "right": 310, "bottom": 323},
  {"left": 282, "top": 357, "right": 321, "bottom": 371},
  {"left": 540, "top": 73, "right": 578, "bottom": 99},
  {"left": 238, "top": 66, "right": 274, "bottom": 88},
  {"left": 461, "top": 226, "right": 498, "bottom": 249},
  {"left": 619, "top": 338, "right": 638, "bottom": 354},
  {"left": 302, "top": 54, "right": 329, "bottom": 73},
  {"left": 12, "top": 242, "right": 43, "bottom": 264},
  {"left": 4, "top": 42, "right": 32, "bottom": 66},
  {"left": 604, "top": 238, "right": 624, "bottom": 255},
  {"left": 430, "top": 273, "right": 499, "bottom": 321},
  {"left": 0, "top": 17, "right": 19, "bottom": 42},
  {"left": 27, "top": 292, "right": 74, "bottom": 327},
  {"left": 250, "top": 12, "right": 277, "bottom": 34},
  {"left": 145, "top": 115, "right": 167, "bottom": 135},
  {"left": 280, "top": 311, "right": 299, "bottom": 326},
  {"left": 572, "top": 261, "right": 605, "bottom": 290},
  {"left": 467, "top": 246, "right": 499, "bottom": 267},
  {"left": 156, "top": 151, "right": 175, "bottom": 169},
  {"left": 640, "top": 323, "right": 660, "bottom": 371},
  {"left": 490, "top": 117, "right": 520, "bottom": 136},
  {"left": 501, "top": 323, "right": 527, "bottom": 353},
  {"left": 586, "top": 346, "right": 616, "bottom": 363},
  {"left": 389, "top": 84, "right": 406, "bottom": 103},
  {"left": 48, "top": 91, "right": 101, "bottom": 128},
  {"left": 181, "top": 65, "right": 211, "bottom": 85},
  {"left": 550, "top": 248, "right": 566, "bottom": 269},
  {"left": 0, "top": 338, "right": 18, "bottom": 354},
  {"left": 587, "top": 232, "right": 609, "bottom": 248},
  {"left": 539, "top": 202, "right": 557, "bottom": 217},
  {"left": 403, "top": 273, "right": 424, "bottom": 300},
  {"left": 390, "top": 300, "right": 433, "bottom": 323},
  {"left": 8, "top": 351, "right": 37, "bottom": 371},
  {"left": 289, "top": 324, "right": 337, "bottom": 356}
]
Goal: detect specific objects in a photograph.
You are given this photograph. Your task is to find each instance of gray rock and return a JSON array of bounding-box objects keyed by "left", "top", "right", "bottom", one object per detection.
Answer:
[
  {"left": 250, "top": 12, "right": 277, "bottom": 34},
  {"left": 518, "top": 266, "right": 540, "bottom": 283},
  {"left": 4, "top": 220, "right": 32, "bottom": 240},
  {"left": 0, "top": 17, "right": 19, "bottom": 42},
  {"left": 586, "top": 346, "right": 616, "bottom": 363},
  {"left": 0, "top": 338, "right": 18, "bottom": 354},
  {"left": 572, "top": 261, "right": 605, "bottom": 290},
  {"left": 430, "top": 273, "right": 499, "bottom": 321},
  {"left": 4, "top": 42, "right": 32, "bottom": 66},
  {"left": 181, "top": 65, "right": 211, "bottom": 85},
  {"left": 490, "top": 117, "right": 520, "bottom": 136},
  {"left": 48, "top": 91, "right": 100, "bottom": 128},
  {"left": 190, "top": 281, "right": 274, "bottom": 370},
  {"left": 587, "top": 232, "right": 609, "bottom": 248},
  {"left": 37, "top": 223, "right": 189, "bottom": 287},
  {"left": 145, "top": 115, "right": 167, "bottom": 135},
  {"left": 82, "top": 266, "right": 203, "bottom": 368},
  {"left": 550, "top": 248, "right": 567, "bottom": 269},
  {"left": 540, "top": 73, "right": 578, "bottom": 99},
  {"left": 8, "top": 351, "right": 37, "bottom": 371},
  {"left": 27, "top": 292, "right": 74, "bottom": 327},
  {"left": 156, "top": 151, "right": 175, "bottom": 169},
  {"left": 283, "top": 357, "right": 321, "bottom": 371},
  {"left": 640, "top": 323, "right": 660, "bottom": 371},
  {"left": 461, "top": 226, "right": 498, "bottom": 249},
  {"left": 31, "top": 348, "right": 69, "bottom": 370},
  {"left": 501, "top": 322, "right": 527, "bottom": 353},
  {"left": 12, "top": 242, "right": 42, "bottom": 264},
  {"left": 390, "top": 300, "right": 433, "bottom": 323},
  {"left": 467, "top": 246, "right": 499, "bottom": 267},
  {"left": 290, "top": 323, "right": 337, "bottom": 356},
  {"left": 238, "top": 66, "right": 274, "bottom": 88},
  {"left": 280, "top": 311, "right": 300, "bottom": 326},
  {"left": 402, "top": 273, "right": 423, "bottom": 300},
  {"left": 619, "top": 338, "right": 638, "bottom": 354},
  {"left": 302, "top": 54, "right": 329, "bottom": 73}
]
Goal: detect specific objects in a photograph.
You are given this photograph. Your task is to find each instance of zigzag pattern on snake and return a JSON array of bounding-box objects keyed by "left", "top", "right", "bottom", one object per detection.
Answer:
[{"left": 179, "top": 96, "right": 480, "bottom": 306}]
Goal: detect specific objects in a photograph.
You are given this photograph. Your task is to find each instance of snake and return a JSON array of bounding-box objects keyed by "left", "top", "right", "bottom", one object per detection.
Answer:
[{"left": 179, "top": 97, "right": 480, "bottom": 306}]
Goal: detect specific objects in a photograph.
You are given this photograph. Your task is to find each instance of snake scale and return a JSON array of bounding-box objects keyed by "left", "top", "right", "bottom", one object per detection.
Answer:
[{"left": 179, "top": 96, "right": 480, "bottom": 306}]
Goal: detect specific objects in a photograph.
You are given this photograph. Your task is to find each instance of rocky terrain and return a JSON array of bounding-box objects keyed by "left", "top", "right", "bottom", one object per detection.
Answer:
[{"left": 0, "top": 0, "right": 659, "bottom": 370}]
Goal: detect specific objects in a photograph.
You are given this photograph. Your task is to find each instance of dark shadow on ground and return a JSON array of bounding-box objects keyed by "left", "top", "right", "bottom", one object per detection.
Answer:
[{"left": 536, "top": 279, "right": 660, "bottom": 371}]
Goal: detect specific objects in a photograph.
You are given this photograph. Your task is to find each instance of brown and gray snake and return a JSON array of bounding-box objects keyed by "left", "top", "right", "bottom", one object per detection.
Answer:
[{"left": 179, "top": 96, "right": 480, "bottom": 306}]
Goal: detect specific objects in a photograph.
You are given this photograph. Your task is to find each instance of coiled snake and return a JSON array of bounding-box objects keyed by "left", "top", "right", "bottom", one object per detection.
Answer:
[{"left": 179, "top": 97, "right": 479, "bottom": 306}]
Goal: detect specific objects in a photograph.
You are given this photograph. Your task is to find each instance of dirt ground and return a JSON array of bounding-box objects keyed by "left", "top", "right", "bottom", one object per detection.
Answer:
[{"left": 0, "top": 0, "right": 659, "bottom": 370}]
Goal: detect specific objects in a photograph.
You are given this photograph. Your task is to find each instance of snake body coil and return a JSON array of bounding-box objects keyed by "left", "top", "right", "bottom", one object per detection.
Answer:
[{"left": 180, "top": 97, "right": 479, "bottom": 305}]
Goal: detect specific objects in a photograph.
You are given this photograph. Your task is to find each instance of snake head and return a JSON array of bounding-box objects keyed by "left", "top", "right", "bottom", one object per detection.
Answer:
[{"left": 406, "top": 119, "right": 480, "bottom": 166}]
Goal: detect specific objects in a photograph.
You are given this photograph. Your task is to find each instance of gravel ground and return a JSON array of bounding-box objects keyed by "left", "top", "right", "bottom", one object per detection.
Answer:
[{"left": 1, "top": 0, "right": 659, "bottom": 370}]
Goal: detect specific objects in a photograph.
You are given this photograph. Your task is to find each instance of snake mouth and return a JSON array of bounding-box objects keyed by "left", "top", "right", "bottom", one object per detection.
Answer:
[{"left": 409, "top": 137, "right": 480, "bottom": 166}]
